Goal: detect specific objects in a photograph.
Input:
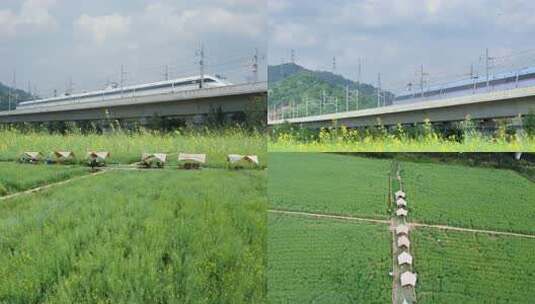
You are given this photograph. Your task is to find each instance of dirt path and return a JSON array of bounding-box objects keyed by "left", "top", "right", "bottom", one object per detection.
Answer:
[
  {"left": 411, "top": 222, "right": 535, "bottom": 239},
  {"left": 0, "top": 170, "right": 108, "bottom": 202},
  {"left": 268, "top": 209, "right": 390, "bottom": 224}
]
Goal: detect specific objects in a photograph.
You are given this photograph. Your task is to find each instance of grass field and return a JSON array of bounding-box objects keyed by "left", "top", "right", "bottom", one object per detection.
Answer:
[
  {"left": 402, "top": 160, "right": 535, "bottom": 234},
  {"left": 413, "top": 228, "right": 535, "bottom": 303},
  {"left": 0, "top": 168, "right": 266, "bottom": 303},
  {"left": 268, "top": 153, "right": 391, "bottom": 219},
  {"left": 0, "top": 163, "right": 88, "bottom": 196},
  {"left": 268, "top": 214, "right": 391, "bottom": 304},
  {"left": 268, "top": 138, "right": 535, "bottom": 152},
  {"left": 269, "top": 126, "right": 535, "bottom": 152},
  {"left": 0, "top": 129, "right": 266, "bottom": 168}
]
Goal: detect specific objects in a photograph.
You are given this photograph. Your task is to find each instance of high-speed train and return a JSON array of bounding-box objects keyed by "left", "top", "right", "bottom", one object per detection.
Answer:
[
  {"left": 18, "top": 75, "right": 230, "bottom": 109},
  {"left": 394, "top": 67, "right": 535, "bottom": 105}
]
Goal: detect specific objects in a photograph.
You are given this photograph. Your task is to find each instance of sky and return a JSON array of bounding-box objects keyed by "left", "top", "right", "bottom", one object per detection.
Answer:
[
  {"left": 269, "top": 0, "right": 535, "bottom": 93},
  {"left": 0, "top": 0, "right": 266, "bottom": 98}
]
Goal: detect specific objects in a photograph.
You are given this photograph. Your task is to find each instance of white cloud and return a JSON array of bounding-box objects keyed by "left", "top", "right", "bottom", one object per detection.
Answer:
[
  {"left": 143, "top": 3, "right": 263, "bottom": 38},
  {"left": 75, "top": 14, "right": 131, "bottom": 45},
  {"left": 0, "top": 0, "right": 57, "bottom": 37},
  {"left": 271, "top": 22, "right": 318, "bottom": 48}
]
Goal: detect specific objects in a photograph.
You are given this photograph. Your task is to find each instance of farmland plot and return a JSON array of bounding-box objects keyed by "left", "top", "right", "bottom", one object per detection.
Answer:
[
  {"left": 412, "top": 229, "right": 535, "bottom": 303},
  {"left": 268, "top": 153, "right": 391, "bottom": 219},
  {"left": 268, "top": 214, "right": 391, "bottom": 304},
  {"left": 0, "top": 163, "right": 88, "bottom": 196},
  {"left": 0, "top": 169, "right": 266, "bottom": 304},
  {"left": 402, "top": 161, "right": 535, "bottom": 234}
]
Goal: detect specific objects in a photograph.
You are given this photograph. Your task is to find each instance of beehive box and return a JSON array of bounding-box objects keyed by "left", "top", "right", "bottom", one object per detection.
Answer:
[
  {"left": 19, "top": 152, "right": 43, "bottom": 164},
  {"left": 178, "top": 153, "right": 206, "bottom": 170},
  {"left": 227, "top": 154, "right": 259, "bottom": 169},
  {"left": 86, "top": 151, "right": 110, "bottom": 167},
  {"left": 50, "top": 151, "right": 76, "bottom": 164},
  {"left": 140, "top": 153, "right": 167, "bottom": 168}
]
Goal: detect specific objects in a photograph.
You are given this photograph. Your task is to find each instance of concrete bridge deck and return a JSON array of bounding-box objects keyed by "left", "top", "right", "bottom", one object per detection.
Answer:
[
  {"left": 268, "top": 86, "right": 535, "bottom": 128},
  {"left": 0, "top": 82, "right": 267, "bottom": 123}
]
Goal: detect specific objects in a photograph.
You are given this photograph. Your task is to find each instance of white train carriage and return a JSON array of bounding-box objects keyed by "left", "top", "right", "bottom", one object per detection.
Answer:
[{"left": 18, "top": 75, "right": 229, "bottom": 109}]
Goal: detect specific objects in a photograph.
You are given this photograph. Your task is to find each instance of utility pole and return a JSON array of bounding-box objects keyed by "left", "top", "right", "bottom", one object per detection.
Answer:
[
  {"left": 345, "top": 85, "right": 349, "bottom": 112},
  {"left": 357, "top": 58, "right": 361, "bottom": 110},
  {"left": 10, "top": 70, "right": 17, "bottom": 111},
  {"left": 321, "top": 89, "right": 325, "bottom": 115},
  {"left": 164, "top": 65, "right": 169, "bottom": 81},
  {"left": 67, "top": 77, "right": 74, "bottom": 95},
  {"left": 252, "top": 48, "right": 259, "bottom": 83},
  {"left": 332, "top": 57, "right": 336, "bottom": 72},
  {"left": 305, "top": 96, "right": 308, "bottom": 116},
  {"left": 377, "top": 73, "right": 382, "bottom": 107},
  {"left": 485, "top": 48, "right": 494, "bottom": 89},
  {"left": 197, "top": 44, "right": 205, "bottom": 89},
  {"left": 120, "top": 64, "right": 127, "bottom": 89}
]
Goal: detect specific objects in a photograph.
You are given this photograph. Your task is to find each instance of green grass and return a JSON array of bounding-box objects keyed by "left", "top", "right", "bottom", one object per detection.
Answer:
[
  {"left": 0, "top": 163, "right": 88, "bottom": 196},
  {"left": 268, "top": 153, "right": 391, "bottom": 219},
  {"left": 413, "top": 229, "right": 535, "bottom": 303},
  {"left": 268, "top": 214, "right": 391, "bottom": 304},
  {"left": 0, "top": 169, "right": 266, "bottom": 303},
  {"left": 402, "top": 161, "right": 535, "bottom": 234},
  {"left": 0, "top": 129, "right": 266, "bottom": 168}
]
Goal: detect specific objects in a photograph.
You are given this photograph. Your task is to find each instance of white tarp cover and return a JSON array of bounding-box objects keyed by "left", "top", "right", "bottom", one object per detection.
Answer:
[
  {"left": 23, "top": 152, "right": 42, "bottom": 159},
  {"left": 395, "top": 190, "right": 406, "bottom": 199},
  {"left": 142, "top": 153, "right": 167, "bottom": 163},
  {"left": 87, "top": 151, "right": 110, "bottom": 159},
  {"left": 179, "top": 153, "right": 206, "bottom": 164},
  {"left": 398, "top": 252, "right": 413, "bottom": 265},
  {"left": 397, "top": 236, "right": 411, "bottom": 249},
  {"left": 396, "top": 224, "right": 409, "bottom": 235},
  {"left": 401, "top": 272, "right": 417, "bottom": 287},
  {"left": 396, "top": 208, "right": 408, "bottom": 217},
  {"left": 54, "top": 151, "right": 75, "bottom": 158},
  {"left": 396, "top": 198, "right": 408, "bottom": 207},
  {"left": 227, "top": 154, "right": 259, "bottom": 165}
]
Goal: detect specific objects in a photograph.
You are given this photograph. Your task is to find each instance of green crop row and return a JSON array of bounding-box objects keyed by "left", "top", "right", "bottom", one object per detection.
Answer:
[
  {"left": 268, "top": 214, "right": 391, "bottom": 304},
  {"left": 0, "top": 169, "right": 267, "bottom": 304},
  {"left": 0, "top": 163, "right": 88, "bottom": 196},
  {"left": 402, "top": 160, "right": 535, "bottom": 234},
  {"left": 413, "top": 228, "right": 535, "bottom": 303},
  {"left": 268, "top": 153, "right": 391, "bottom": 219}
]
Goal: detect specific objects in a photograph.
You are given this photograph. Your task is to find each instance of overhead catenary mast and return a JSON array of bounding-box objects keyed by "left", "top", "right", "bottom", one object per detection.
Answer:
[
  {"left": 357, "top": 58, "right": 361, "bottom": 110},
  {"left": 252, "top": 48, "right": 259, "bottom": 82},
  {"left": 377, "top": 73, "right": 382, "bottom": 107},
  {"left": 197, "top": 44, "right": 205, "bottom": 89}
]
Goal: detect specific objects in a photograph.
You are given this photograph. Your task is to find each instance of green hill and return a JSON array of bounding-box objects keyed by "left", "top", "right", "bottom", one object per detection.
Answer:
[
  {"left": 0, "top": 82, "right": 33, "bottom": 111},
  {"left": 268, "top": 63, "right": 393, "bottom": 118}
]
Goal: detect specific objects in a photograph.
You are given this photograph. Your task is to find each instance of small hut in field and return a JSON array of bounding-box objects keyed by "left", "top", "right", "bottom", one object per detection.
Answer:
[
  {"left": 51, "top": 151, "right": 76, "bottom": 164},
  {"left": 397, "top": 252, "right": 413, "bottom": 266},
  {"left": 227, "top": 154, "right": 259, "bottom": 168},
  {"left": 400, "top": 271, "right": 417, "bottom": 287},
  {"left": 86, "top": 151, "right": 110, "bottom": 167},
  {"left": 396, "top": 208, "right": 408, "bottom": 217},
  {"left": 396, "top": 224, "right": 409, "bottom": 236},
  {"left": 396, "top": 198, "right": 408, "bottom": 208},
  {"left": 19, "top": 152, "right": 43, "bottom": 164},
  {"left": 140, "top": 153, "right": 167, "bottom": 168},
  {"left": 397, "top": 236, "right": 411, "bottom": 249},
  {"left": 178, "top": 153, "right": 206, "bottom": 169}
]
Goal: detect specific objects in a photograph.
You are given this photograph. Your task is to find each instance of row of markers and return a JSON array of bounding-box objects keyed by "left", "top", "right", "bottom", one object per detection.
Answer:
[
  {"left": 395, "top": 190, "right": 417, "bottom": 304},
  {"left": 19, "top": 151, "right": 259, "bottom": 169}
]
